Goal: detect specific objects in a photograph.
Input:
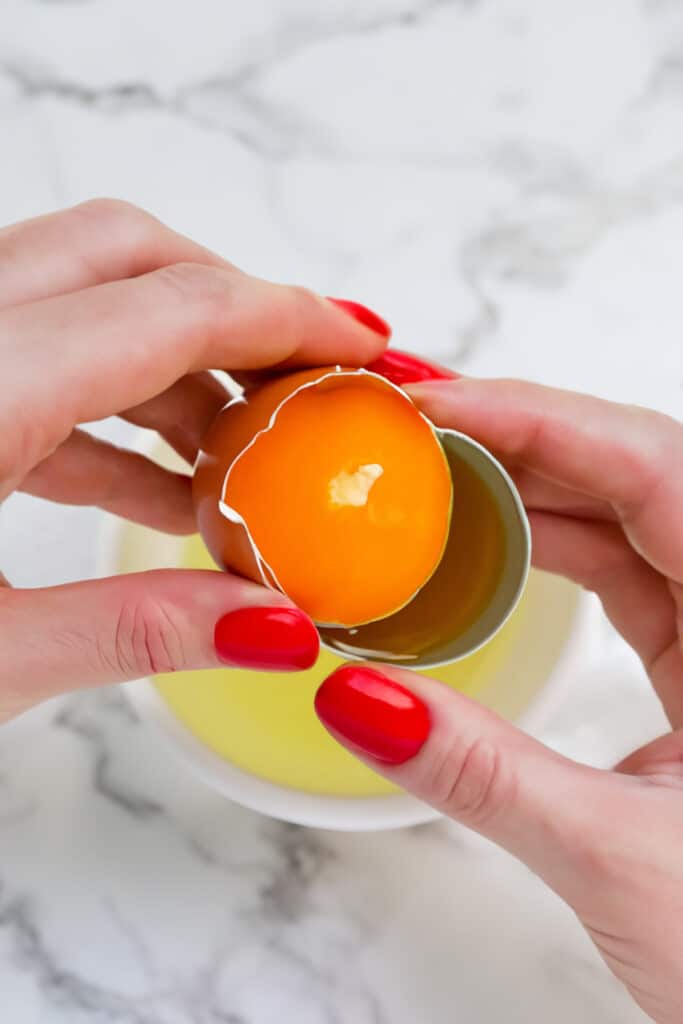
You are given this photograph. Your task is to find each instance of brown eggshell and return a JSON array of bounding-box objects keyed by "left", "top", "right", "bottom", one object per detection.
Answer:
[{"left": 192, "top": 366, "right": 345, "bottom": 590}]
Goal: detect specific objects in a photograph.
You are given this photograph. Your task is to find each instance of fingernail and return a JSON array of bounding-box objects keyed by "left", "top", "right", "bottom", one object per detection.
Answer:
[
  {"left": 327, "top": 297, "right": 392, "bottom": 339},
  {"left": 365, "top": 349, "right": 459, "bottom": 386},
  {"left": 214, "top": 607, "right": 319, "bottom": 671},
  {"left": 315, "top": 666, "right": 430, "bottom": 765}
]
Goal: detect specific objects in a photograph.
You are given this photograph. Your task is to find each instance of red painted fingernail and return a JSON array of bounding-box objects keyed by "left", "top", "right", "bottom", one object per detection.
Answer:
[
  {"left": 327, "top": 297, "right": 392, "bottom": 339},
  {"left": 315, "top": 666, "right": 430, "bottom": 765},
  {"left": 214, "top": 607, "right": 319, "bottom": 671},
  {"left": 365, "top": 349, "right": 459, "bottom": 386}
]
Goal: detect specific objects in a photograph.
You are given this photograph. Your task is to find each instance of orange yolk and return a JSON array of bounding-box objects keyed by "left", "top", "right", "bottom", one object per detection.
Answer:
[{"left": 222, "top": 376, "right": 452, "bottom": 626}]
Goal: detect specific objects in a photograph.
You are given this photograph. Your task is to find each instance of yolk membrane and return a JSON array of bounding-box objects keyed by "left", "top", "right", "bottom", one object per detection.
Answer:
[{"left": 222, "top": 378, "right": 453, "bottom": 626}]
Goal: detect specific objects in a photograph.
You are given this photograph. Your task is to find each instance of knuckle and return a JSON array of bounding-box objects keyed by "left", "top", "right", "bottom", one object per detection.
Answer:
[
  {"left": 616, "top": 407, "right": 679, "bottom": 510},
  {"left": 70, "top": 199, "right": 162, "bottom": 275},
  {"left": 650, "top": 410, "right": 683, "bottom": 479},
  {"left": 577, "top": 534, "right": 641, "bottom": 593},
  {"left": 110, "top": 596, "right": 187, "bottom": 678},
  {"left": 288, "top": 283, "right": 319, "bottom": 310},
  {"left": 154, "top": 262, "right": 232, "bottom": 317},
  {"left": 73, "top": 197, "right": 149, "bottom": 233},
  {"left": 429, "top": 737, "right": 513, "bottom": 829},
  {"left": 287, "top": 283, "right": 321, "bottom": 325}
]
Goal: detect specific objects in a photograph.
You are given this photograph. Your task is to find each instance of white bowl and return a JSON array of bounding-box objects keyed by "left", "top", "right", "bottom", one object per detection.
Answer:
[{"left": 99, "top": 435, "right": 594, "bottom": 831}]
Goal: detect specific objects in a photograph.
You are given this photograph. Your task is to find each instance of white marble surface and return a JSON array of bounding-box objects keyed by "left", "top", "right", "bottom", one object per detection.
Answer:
[{"left": 0, "top": 1, "right": 681, "bottom": 1020}]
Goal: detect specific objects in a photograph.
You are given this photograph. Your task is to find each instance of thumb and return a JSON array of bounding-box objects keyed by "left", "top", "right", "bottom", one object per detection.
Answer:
[
  {"left": 0, "top": 570, "right": 318, "bottom": 719},
  {"left": 315, "top": 664, "right": 617, "bottom": 899}
]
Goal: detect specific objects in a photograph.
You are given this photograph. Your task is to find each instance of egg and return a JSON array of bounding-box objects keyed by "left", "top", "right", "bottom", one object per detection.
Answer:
[{"left": 192, "top": 366, "right": 453, "bottom": 628}]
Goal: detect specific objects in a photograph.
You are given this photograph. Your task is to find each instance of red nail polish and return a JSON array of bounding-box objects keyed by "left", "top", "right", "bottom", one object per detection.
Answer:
[
  {"left": 327, "top": 297, "right": 392, "bottom": 339},
  {"left": 315, "top": 666, "right": 430, "bottom": 765},
  {"left": 214, "top": 607, "right": 319, "bottom": 671},
  {"left": 365, "top": 349, "right": 459, "bottom": 386}
]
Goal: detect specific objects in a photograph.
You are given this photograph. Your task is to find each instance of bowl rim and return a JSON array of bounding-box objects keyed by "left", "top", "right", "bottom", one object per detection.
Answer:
[{"left": 97, "top": 431, "right": 595, "bottom": 831}]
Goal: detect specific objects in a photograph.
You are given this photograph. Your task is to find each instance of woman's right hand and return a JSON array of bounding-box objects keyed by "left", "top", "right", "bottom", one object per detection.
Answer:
[
  {"left": 0, "top": 199, "right": 388, "bottom": 722},
  {"left": 316, "top": 367, "right": 683, "bottom": 1023}
]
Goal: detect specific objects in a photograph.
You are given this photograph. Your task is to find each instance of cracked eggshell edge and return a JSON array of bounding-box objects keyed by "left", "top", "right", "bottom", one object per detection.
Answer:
[{"left": 214, "top": 365, "right": 453, "bottom": 628}]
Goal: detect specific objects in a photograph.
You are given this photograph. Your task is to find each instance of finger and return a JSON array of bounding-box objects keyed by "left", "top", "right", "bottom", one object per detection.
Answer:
[
  {"left": 0, "top": 265, "right": 388, "bottom": 485},
  {"left": 122, "top": 371, "right": 230, "bottom": 463},
  {"left": 509, "top": 465, "right": 617, "bottom": 522},
  {"left": 406, "top": 378, "right": 683, "bottom": 581},
  {"left": 614, "top": 731, "right": 683, "bottom": 778},
  {"left": 0, "top": 198, "right": 226, "bottom": 309},
  {"left": 0, "top": 571, "right": 319, "bottom": 721},
  {"left": 19, "top": 429, "right": 195, "bottom": 534},
  {"left": 217, "top": 302, "right": 398, "bottom": 393},
  {"left": 314, "top": 663, "right": 631, "bottom": 908},
  {"left": 530, "top": 510, "right": 683, "bottom": 726},
  {"left": 367, "top": 358, "right": 617, "bottom": 522},
  {"left": 364, "top": 348, "right": 460, "bottom": 386}
]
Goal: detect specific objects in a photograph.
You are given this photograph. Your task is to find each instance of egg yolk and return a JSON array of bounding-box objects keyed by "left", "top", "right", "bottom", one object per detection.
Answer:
[{"left": 222, "top": 377, "right": 452, "bottom": 626}]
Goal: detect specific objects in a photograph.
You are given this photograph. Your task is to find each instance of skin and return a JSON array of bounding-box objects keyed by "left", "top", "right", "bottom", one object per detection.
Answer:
[
  {"left": 323, "top": 378, "right": 683, "bottom": 1024},
  {"left": 2, "top": 201, "right": 682, "bottom": 1022},
  {"left": 0, "top": 198, "right": 385, "bottom": 718}
]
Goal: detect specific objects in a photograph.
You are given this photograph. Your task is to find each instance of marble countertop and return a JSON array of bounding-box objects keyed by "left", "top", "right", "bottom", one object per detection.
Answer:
[{"left": 0, "top": 1, "right": 681, "bottom": 1020}]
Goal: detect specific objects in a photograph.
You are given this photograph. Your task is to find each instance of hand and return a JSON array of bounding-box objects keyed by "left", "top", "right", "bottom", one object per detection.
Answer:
[
  {"left": 0, "top": 199, "right": 388, "bottom": 721},
  {"left": 315, "top": 368, "right": 683, "bottom": 1024}
]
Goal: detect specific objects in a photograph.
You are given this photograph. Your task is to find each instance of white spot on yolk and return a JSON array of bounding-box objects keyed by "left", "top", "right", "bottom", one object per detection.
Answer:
[{"left": 328, "top": 464, "right": 384, "bottom": 508}]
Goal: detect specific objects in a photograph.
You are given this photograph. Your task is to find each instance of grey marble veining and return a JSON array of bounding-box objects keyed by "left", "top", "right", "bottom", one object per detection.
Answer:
[{"left": 1, "top": 1, "right": 681, "bottom": 1020}]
